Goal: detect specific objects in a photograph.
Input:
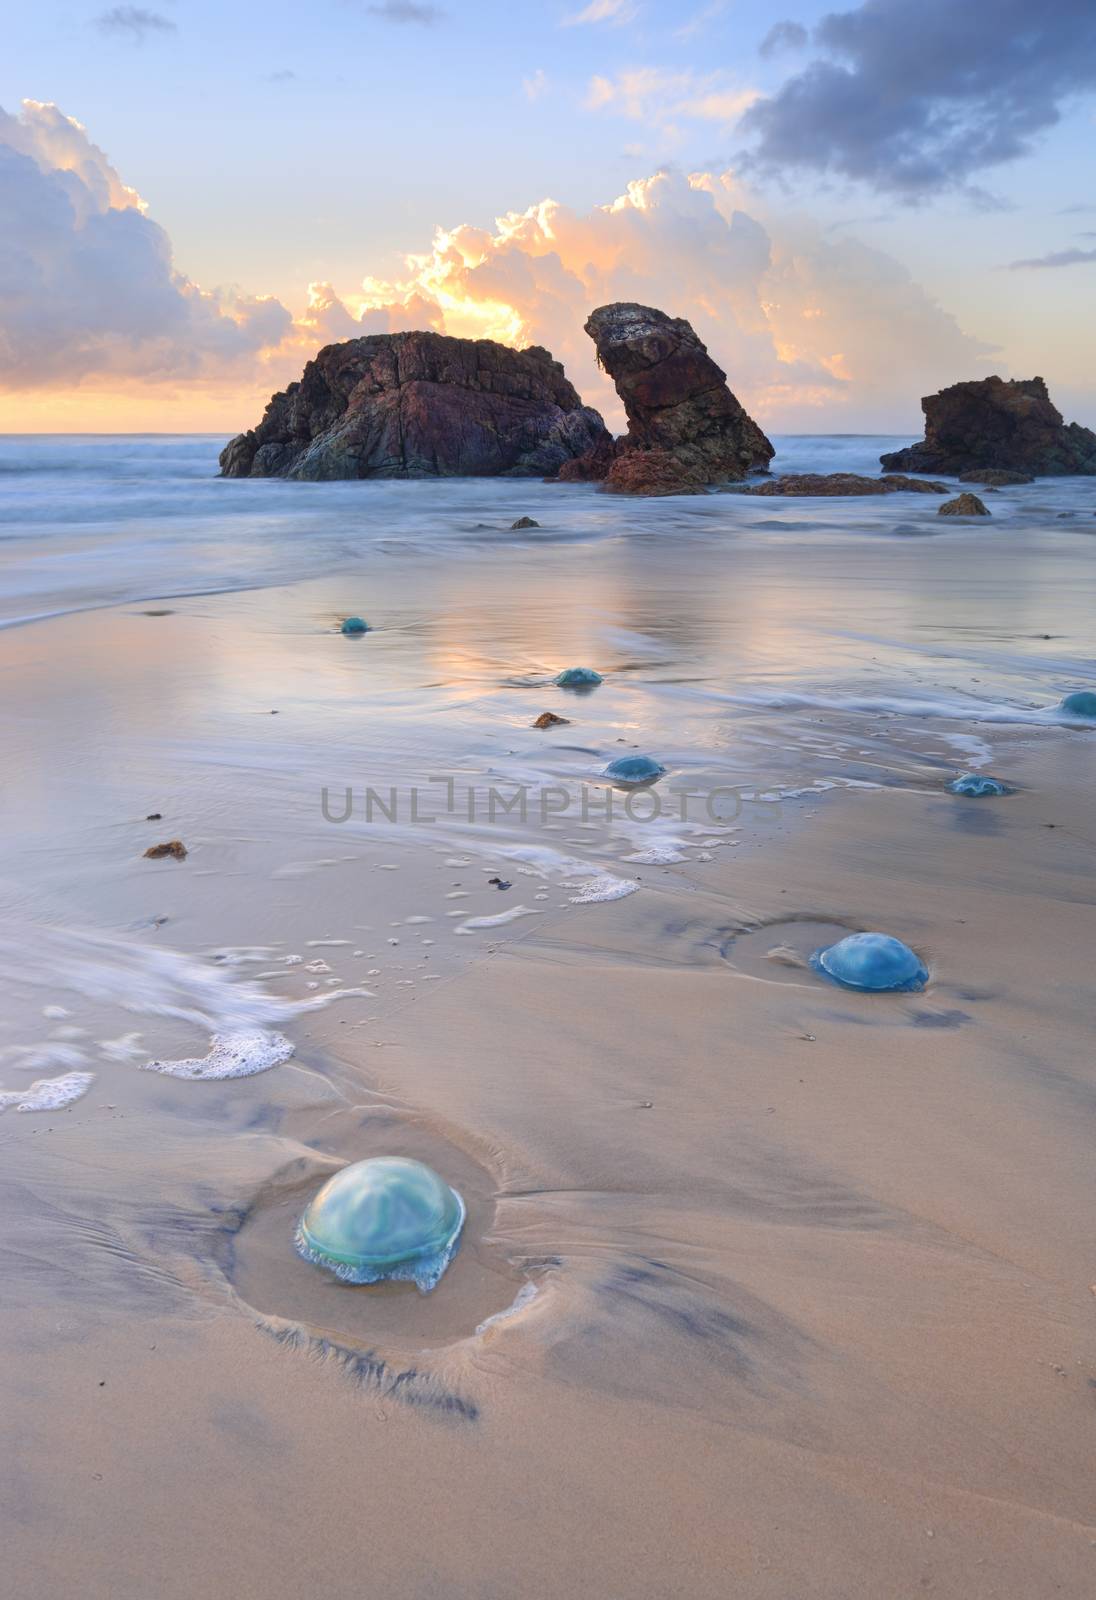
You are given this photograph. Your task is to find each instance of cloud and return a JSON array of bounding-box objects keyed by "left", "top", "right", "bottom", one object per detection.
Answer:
[
  {"left": 94, "top": 7, "right": 176, "bottom": 41},
  {"left": 301, "top": 166, "right": 988, "bottom": 430},
  {"left": 759, "top": 21, "right": 807, "bottom": 57},
  {"left": 1008, "top": 247, "right": 1096, "bottom": 269},
  {"left": 586, "top": 69, "right": 757, "bottom": 126},
  {"left": 523, "top": 69, "right": 548, "bottom": 103},
  {"left": 263, "top": 69, "right": 298, "bottom": 84},
  {"left": 563, "top": 0, "right": 636, "bottom": 25},
  {"left": 366, "top": 2, "right": 444, "bottom": 23},
  {"left": 675, "top": 2, "right": 727, "bottom": 40},
  {"left": 741, "top": 0, "right": 1096, "bottom": 200},
  {"left": 0, "top": 100, "right": 292, "bottom": 388},
  {"left": 1058, "top": 202, "right": 1096, "bottom": 214}
]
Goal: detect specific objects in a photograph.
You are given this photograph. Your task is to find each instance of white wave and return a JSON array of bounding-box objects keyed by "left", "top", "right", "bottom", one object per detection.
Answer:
[{"left": 0, "top": 1071, "right": 95, "bottom": 1113}]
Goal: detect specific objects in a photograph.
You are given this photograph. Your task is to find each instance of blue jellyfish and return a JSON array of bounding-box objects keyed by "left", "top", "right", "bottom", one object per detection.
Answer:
[
  {"left": 340, "top": 616, "right": 369, "bottom": 636},
  {"left": 295, "top": 1156, "right": 466, "bottom": 1292},
  {"left": 810, "top": 931, "right": 928, "bottom": 993},
  {"left": 603, "top": 754, "right": 666, "bottom": 787},
  {"left": 1058, "top": 690, "right": 1096, "bottom": 720},
  {"left": 948, "top": 773, "right": 1010, "bottom": 797},
  {"left": 555, "top": 667, "right": 603, "bottom": 688}
]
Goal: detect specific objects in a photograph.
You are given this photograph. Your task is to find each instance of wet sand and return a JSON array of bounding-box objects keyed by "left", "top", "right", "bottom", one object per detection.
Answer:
[{"left": 2, "top": 497, "right": 1095, "bottom": 1598}]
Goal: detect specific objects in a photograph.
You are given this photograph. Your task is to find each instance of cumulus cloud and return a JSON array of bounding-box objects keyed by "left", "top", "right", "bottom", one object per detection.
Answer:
[
  {"left": 94, "top": 7, "right": 176, "bottom": 41},
  {"left": 586, "top": 69, "right": 757, "bottom": 126},
  {"left": 741, "top": 0, "right": 1096, "bottom": 200},
  {"left": 299, "top": 166, "right": 988, "bottom": 429},
  {"left": 0, "top": 100, "right": 292, "bottom": 388},
  {"left": 523, "top": 69, "right": 548, "bottom": 103},
  {"left": 1008, "top": 247, "right": 1096, "bottom": 270}
]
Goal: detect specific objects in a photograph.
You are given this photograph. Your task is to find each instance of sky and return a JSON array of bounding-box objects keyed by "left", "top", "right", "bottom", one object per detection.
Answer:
[{"left": 2, "top": 0, "right": 1095, "bottom": 434}]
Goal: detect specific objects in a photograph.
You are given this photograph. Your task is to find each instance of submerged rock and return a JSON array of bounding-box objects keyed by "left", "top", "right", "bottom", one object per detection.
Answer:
[
  {"left": 219, "top": 333, "right": 610, "bottom": 481},
  {"left": 295, "top": 1156, "right": 465, "bottom": 1292},
  {"left": 144, "top": 840, "right": 187, "bottom": 860},
  {"left": 511, "top": 516, "right": 540, "bottom": 528},
  {"left": 533, "top": 711, "right": 570, "bottom": 727},
  {"left": 1058, "top": 690, "right": 1096, "bottom": 719},
  {"left": 881, "top": 377, "right": 1096, "bottom": 477},
  {"left": 948, "top": 773, "right": 1010, "bottom": 797},
  {"left": 557, "top": 303, "right": 773, "bottom": 494},
  {"left": 555, "top": 667, "right": 603, "bottom": 688},
  {"left": 810, "top": 932, "right": 928, "bottom": 993},
  {"left": 603, "top": 754, "right": 666, "bottom": 787},
  {"left": 741, "top": 473, "right": 948, "bottom": 497},
  {"left": 938, "top": 493, "right": 990, "bottom": 517},
  {"left": 958, "top": 468, "right": 1034, "bottom": 486},
  {"left": 340, "top": 616, "right": 369, "bottom": 635}
]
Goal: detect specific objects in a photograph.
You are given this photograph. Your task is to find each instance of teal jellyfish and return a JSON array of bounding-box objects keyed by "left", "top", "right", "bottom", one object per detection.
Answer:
[
  {"left": 810, "top": 931, "right": 928, "bottom": 993},
  {"left": 603, "top": 754, "right": 666, "bottom": 787},
  {"left": 948, "top": 773, "right": 1010, "bottom": 797},
  {"left": 555, "top": 667, "right": 603, "bottom": 688},
  {"left": 1058, "top": 690, "right": 1096, "bottom": 720},
  {"left": 295, "top": 1156, "right": 466, "bottom": 1292},
  {"left": 340, "top": 616, "right": 369, "bottom": 636}
]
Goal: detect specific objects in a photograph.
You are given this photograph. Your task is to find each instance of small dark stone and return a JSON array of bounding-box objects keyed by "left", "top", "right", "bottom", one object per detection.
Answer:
[
  {"left": 145, "top": 813, "right": 162, "bottom": 821},
  {"left": 533, "top": 711, "right": 570, "bottom": 728},
  {"left": 487, "top": 877, "right": 513, "bottom": 890},
  {"left": 511, "top": 516, "right": 540, "bottom": 529},
  {"left": 938, "top": 493, "right": 990, "bottom": 517}
]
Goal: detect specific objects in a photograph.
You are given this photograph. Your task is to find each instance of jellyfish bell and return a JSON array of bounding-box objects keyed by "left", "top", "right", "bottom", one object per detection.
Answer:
[
  {"left": 340, "top": 616, "right": 369, "bottom": 636},
  {"left": 810, "top": 931, "right": 928, "bottom": 993},
  {"left": 1058, "top": 690, "right": 1096, "bottom": 720},
  {"left": 603, "top": 754, "right": 666, "bottom": 788},
  {"left": 295, "top": 1156, "right": 466, "bottom": 1293},
  {"left": 555, "top": 667, "right": 603, "bottom": 689},
  {"left": 948, "top": 773, "right": 1010, "bottom": 797}
]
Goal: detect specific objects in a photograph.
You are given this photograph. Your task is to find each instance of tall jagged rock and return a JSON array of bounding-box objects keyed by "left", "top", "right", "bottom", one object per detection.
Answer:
[
  {"left": 881, "top": 376, "right": 1096, "bottom": 477},
  {"left": 219, "top": 333, "right": 610, "bottom": 480},
  {"left": 557, "top": 303, "right": 774, "bottom": 494}
]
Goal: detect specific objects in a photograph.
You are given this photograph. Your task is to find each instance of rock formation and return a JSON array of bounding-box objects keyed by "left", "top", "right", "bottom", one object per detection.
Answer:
[
  {"left": 557, "top": 304, "right": 773, "bottom": 494},
  {"left": 938, "top": 493, "right": 990, "bottom": 517},
  {"left": 881, "top": 377, "right": 1096, "bottom": 477},
  {"left": 739, "top": 473, "right": 947, "bottom": 497},
  {"left": 219, "top": 333, "right": 610, "bottom": 480},
  {"left": 958, "top": 468, "right": 1033, "bottom": 486}
]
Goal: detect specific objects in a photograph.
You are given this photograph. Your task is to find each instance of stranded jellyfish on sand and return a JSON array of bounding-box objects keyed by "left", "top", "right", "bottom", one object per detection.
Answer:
[
  {"left": 296, "top": 1157, "right": 466, "bottom": 1292},
  {"left": 948, "top": 773, "right": 1010, "bottom": 797},
  {"left": 340, "top": 616, "right": 369, "bottom": 635},
  {"left": 603, "top": 754, "right": 666, "bottom": 787},
  {"left": 555, "top": 667, "right": 603, "bottom": 688},
  {"left": 810, "top": 931, "right": 928, "bottom": 993},
  {"left": 1058, "top": 690, "right": 1096, "bottom": 720}
]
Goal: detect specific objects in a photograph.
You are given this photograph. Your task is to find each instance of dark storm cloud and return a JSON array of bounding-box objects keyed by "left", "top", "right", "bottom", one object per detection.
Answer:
[
  {"left": 741, "top": 0, "right": 1096, "bottom": 200},
  {"left": 759, "top": 21, "right": 807, "bottom": 57},
  {"left": 94, "top": 6, "right": 176, "bottom": 41},
  {"left": 1008, "top": 247, "right": 1096, "bottom": 270}
]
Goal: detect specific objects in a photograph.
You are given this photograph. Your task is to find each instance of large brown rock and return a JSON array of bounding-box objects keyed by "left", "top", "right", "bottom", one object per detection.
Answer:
[
  {"left": 558, "top": 303, "right": 773, "bottom": 494},
  {"left": 881, "top": 377, "right": 1096, "bottom": 477},
  {"left": 740, "top": 473, "right": 948, "bottom": 497},
  {"left": 219, "top": 333, "right": 610, "bottom": 480}
]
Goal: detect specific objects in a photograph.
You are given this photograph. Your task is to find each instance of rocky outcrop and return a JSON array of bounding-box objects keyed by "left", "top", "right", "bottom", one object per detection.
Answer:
[
  {"left": 881, "top": 377, "right": 1096, "bottom": 477},
  {"left": 557, "top": 303, "right": 773, "bottom": 494},
  {"left": 739, "top": 473, "right": 948, "bottom": 497},
  {"left": 958, "top": 468, "right": 1033, "bottom": 486},
  {"left": 219, "top": 333, "right": 610, "bottom": 480},
  {"left": 938, "top": 493, "right": 990, "bottom": 517}
]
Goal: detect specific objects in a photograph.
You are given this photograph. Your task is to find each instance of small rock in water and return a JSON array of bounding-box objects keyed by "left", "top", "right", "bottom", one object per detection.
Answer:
[
  {"left": 810, "top": 932, "right": 928, "bottom": 993},
  {"left": 340, "top": 616, "right": 369, "bottom": 635},
  {"left": 145, "top": 812, "right": 162, "bottom": 821},
  {"left": 555, "top": 667, "right": 603, "bottom": 688},
  {"left": 511, "top": 516, "right": 540, "bottom": 529},
  {"left": 602, "top": 754, "right": 667, "bottom": 787},
  {"left": 948, "top": 773, "right": 1011, "bottom": 797},
  {"left": 533, "top": 711, "right": 570, "bottom": 728},
  {"left": 295, "top": 1156, "right": 466, "bottom": 1293},
  {"left": 938, "top": 493, "right": 990, "bottom": 517},
  {"left": 487, "top": 876, "right": 512, "bottom": 890},
  {"left": 1058, "top": 690, "right": 1096, "bottom": 719},
  {"left": 144, "top": 840, "right": 187, "bottom": 860},
  {"left": 958, "top": 468, "right": 1034, "bottom": 485}
]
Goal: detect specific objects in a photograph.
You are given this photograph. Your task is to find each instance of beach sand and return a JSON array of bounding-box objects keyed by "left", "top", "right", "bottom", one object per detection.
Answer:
[{"left": 1, "top": 476, "right": 1094, "bottom": 1597}]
